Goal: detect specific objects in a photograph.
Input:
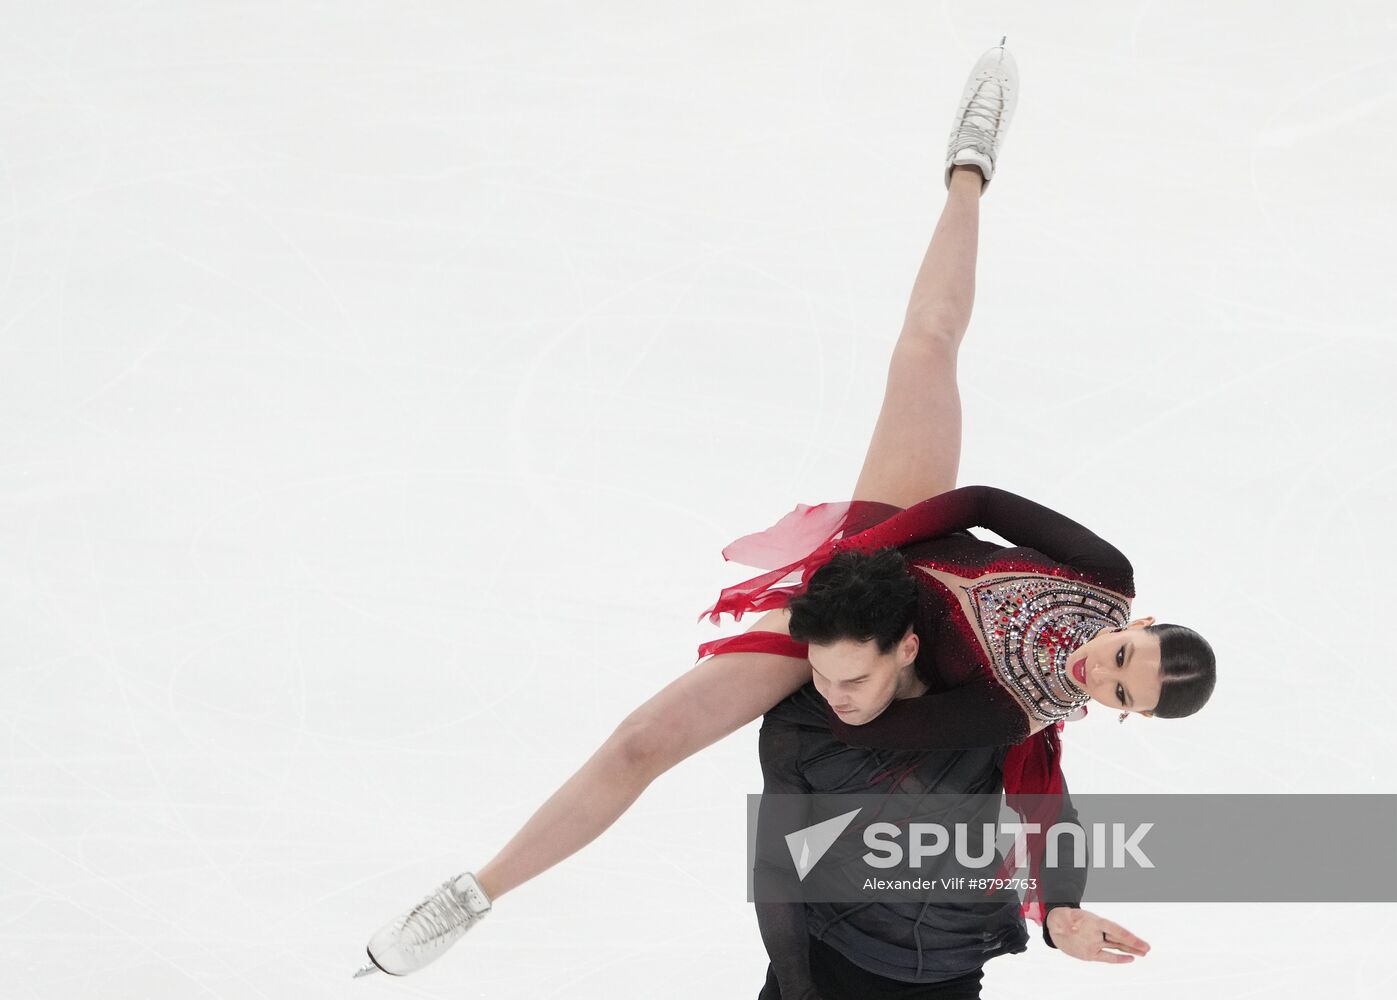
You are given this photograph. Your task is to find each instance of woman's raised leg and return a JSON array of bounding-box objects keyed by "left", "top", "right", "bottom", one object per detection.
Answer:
[
  {"left": 474, "top": 609, "right": 808, "bottom": 901},
  {"left": 851, "top": 164, "right": 984, "bottom": 507},
  {"left": 476, "top": 169, "right": 987, "bottom": 903}
]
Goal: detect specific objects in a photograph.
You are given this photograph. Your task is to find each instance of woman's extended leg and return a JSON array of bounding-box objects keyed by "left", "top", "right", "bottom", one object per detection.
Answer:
[
  {"left": 474, "top": 169, "right": 987, "bottom": 903},
  {"left": 474, "top": 609, "right": 807, "bottom": 901},
  {"left": 851, "top": 164, "right": 984, "bottom": 507}
]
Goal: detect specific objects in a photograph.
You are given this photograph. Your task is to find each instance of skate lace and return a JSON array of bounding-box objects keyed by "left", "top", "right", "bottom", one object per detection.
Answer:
[
  {"left": 953, "top": 77, "right": 1007, "bottom": 149},
  {"left": 400, "top": 879, "right": 475, "bottom": 957}
]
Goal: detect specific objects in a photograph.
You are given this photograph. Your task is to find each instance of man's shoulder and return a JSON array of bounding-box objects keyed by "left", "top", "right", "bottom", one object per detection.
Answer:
[{"left": 762, "top": 681, "right": 831, "bottom": 731}]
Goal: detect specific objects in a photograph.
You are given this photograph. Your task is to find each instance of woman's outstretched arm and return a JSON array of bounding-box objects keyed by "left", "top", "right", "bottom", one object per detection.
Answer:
[
  {"left": 714, "top": 628, "right": 1035, "bottom": 752},
  {"left": 856, "top": 485, "right": 1134, "bottom": 589},
  {"left": 474, "top": 609, "right": 811, "bottom": 901},
  {"left": 826, "top": 672, "right": 1032, "bottom": 750}
]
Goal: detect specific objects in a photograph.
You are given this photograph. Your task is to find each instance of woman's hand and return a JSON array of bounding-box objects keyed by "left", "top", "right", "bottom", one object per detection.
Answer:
[{"left": 1045, "top": 907, "right": 1151, "bottom": 963}]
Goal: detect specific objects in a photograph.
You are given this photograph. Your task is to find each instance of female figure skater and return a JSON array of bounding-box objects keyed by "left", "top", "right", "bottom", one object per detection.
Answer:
[{"left": 355, "top": 39, "right": 1216, "bottom": 980}]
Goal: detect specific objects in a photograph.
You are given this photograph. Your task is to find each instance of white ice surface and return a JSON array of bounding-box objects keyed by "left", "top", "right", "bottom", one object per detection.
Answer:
[{"left": 1, "top": 2, "right": 1394, "bottom": 998}]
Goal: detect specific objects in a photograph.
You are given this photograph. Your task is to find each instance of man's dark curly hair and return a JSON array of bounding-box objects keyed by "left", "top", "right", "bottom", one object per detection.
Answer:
[{"left": 786, "top": 547, "right": 918, "bottom": 654}]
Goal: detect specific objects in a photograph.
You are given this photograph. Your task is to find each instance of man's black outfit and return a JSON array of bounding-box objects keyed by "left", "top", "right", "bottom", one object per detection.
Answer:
[{"left": 753, "top": 682, "right": 1087, "bottom": 999}]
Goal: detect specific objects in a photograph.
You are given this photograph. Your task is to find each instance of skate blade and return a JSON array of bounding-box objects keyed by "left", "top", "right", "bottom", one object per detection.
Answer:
[{"left": 351, "top": 963, "right": 381, "bottom": 979}]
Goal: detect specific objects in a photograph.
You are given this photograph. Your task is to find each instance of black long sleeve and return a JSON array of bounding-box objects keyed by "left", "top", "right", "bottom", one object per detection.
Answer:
[
  {"left": 1038, "top": 775, "right": 1088, "bottom": 949},
  {"left": 754, "top": 719, "right": 820, "bottom": 1000},
  {"left": 825, "top": 673, "right": 1031, "bottom": 751},
  {"left": 895, "top": 485, "right": 1134, "bottom": 593}
]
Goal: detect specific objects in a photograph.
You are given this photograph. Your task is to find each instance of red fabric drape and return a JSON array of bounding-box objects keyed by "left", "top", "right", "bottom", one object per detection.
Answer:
[
  {"left": 995, "top": 723, "right": 1068, "bottom": 925},
  {"left": 695, "top": 630, "right": 811, "bottom": 663},
  {"left": 697, "top": 499, "right": 897, "bottom": 626}
]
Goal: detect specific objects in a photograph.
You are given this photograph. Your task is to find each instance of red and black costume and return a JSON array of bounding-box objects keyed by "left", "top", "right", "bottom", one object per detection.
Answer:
[{"left": 696, "top": 484, "right": 1135, "bottom": 924}]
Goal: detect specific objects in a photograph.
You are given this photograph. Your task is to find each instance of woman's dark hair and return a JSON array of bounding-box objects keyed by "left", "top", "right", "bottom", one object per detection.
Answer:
[
  {"left": 787, "top": 548, "right": 918, "bottom": 654},
  {"left": 1142, "top": 623, "right": 1216, "bottom": 718}
]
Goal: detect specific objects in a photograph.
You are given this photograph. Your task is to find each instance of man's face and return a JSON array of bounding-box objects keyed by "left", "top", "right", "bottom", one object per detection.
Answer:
[{"left": 807, "top": 627, "right": 919, "bottom": 726}]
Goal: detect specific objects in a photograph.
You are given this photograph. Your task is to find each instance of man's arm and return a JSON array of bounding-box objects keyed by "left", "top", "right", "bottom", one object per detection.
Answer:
[
  {"left": 1039, "top": 774, "right": 1088, "bottom": 950},
  {"left": 754, "top": 716, "right": 822, "bottom": 1000},
  {"left": 1039, "top": 777, "right": 1152, "bottom": 963}
]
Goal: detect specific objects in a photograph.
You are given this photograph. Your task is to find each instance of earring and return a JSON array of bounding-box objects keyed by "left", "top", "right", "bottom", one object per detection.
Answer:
[{"left": 1118, "top": 712, "right": 1129, "bottom": 724}]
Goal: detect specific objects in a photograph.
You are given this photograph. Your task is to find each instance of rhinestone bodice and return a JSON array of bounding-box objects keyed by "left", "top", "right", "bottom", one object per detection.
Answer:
[{"left": 915, "top": 565, "right": 1132, "bottom": 725}]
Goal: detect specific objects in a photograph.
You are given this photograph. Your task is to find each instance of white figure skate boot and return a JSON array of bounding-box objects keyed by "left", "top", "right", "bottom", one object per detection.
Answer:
[
  {"left": 352, "top": 871, "right": 492, "bottom": 978},
  {"left": 943, "top": 37, "right": 1020, "bottom": 193}
]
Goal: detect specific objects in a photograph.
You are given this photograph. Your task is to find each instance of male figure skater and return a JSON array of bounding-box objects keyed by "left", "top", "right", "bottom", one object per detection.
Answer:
[{"left": 754, "top": 677, "right": 1149, "bottom": 999}]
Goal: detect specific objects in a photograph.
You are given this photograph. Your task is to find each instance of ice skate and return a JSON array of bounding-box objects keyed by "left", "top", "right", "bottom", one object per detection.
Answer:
[
  {"left": 352, "top": 871, "right": 492, "bottom": 978},
  {"left": 943, "top": 37, "right": 1020, "bottom": 193}
]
